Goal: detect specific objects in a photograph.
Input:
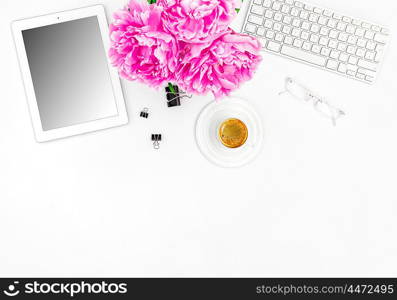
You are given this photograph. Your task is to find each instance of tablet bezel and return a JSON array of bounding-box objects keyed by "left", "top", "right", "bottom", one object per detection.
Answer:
[{"left": 12, "top": 5, "right": 128, "bottom": 142}]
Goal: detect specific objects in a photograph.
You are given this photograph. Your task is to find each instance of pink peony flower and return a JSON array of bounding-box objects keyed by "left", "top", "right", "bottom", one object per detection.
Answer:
[
  {"left": 157, "top": 0, "right": 240, "bottom": 44},
  {"left": 175, "top": 29, "right": 262, "bottom": 99},
  {"left": 108, "top": 0, "right": 179, "bottom": 88}
]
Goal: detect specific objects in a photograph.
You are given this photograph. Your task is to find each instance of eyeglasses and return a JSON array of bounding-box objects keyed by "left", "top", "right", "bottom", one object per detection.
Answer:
[{"left": 279, "top": 77, "right": 346, "bottom": 126}]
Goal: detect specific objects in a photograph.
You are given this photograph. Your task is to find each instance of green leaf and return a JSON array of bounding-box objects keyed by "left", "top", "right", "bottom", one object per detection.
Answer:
[
  {"left": 236, "top": 0, "right": 243, "bottom": 13},
  {"left": 148, "top": 0, "right": 157, "bottom": 4},
  {"left": 168, "top": 82, "right": 176, "bottom": 94}
]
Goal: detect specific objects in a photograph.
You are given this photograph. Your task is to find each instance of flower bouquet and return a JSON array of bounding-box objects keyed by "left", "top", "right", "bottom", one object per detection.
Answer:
[{"left": 108, "top": 0, "right": 262, "bottom": 100}]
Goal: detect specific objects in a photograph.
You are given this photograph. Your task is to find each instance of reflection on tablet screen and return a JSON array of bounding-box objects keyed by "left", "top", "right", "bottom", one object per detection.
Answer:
[{"left": 22, "top": 16, "right": 118, "bottom": 131}]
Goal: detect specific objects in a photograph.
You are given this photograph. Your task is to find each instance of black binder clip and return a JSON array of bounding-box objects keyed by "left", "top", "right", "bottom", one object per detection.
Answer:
[
  {"left": 140, "top": 108, "right": 149, "bottom": 118},
  {"left": 165, "top": 84, "right": 192, "bottom": 108},
  {"left": 151, "top": 134, "right": 162, "bottom": 150}
]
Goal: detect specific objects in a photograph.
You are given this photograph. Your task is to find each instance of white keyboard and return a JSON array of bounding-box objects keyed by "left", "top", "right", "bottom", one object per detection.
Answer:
[{"left": 242, "top": 0, "right": 390, "bottom": 83}]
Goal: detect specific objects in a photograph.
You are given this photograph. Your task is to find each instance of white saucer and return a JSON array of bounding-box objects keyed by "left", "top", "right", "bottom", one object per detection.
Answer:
[{"left": 195, "top": 97, "right": 264, "bottom": 168}]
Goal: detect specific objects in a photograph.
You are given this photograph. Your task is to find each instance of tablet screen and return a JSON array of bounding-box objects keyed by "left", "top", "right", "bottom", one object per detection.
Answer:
[{"left": 22, "top": 16, "right": 118, "bottom": 131}]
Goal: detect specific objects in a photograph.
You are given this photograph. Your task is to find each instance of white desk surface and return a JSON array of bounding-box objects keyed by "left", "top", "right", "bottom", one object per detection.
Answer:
[{"left": 1, "top": 0, "right": 396, "bottom": 277}]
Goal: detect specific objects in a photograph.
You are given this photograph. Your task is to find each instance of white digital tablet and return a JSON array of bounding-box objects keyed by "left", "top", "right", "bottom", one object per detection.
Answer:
[{"left": 12, "top": 5, "right": 128, "bottom": 142}]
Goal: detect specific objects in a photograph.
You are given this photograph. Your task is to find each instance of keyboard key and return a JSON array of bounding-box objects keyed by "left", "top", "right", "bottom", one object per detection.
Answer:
[
  {"left": 274, "top": 13, "right": 283, "bottom": 21},
  {"left": 283, "top": 16, "right": 293, "bottom": 24},
  {"left": 326, "top": 59, "right": 338, "bottom": 70},
  {"left": 311, "top": 44, "right": 321, "bottom": 53},
  {"left": 310, "top": 34, "right": 319, "bottom": 43},
  {"left": 348, "top": 56, "right": 358, "bottom": 64},
  {"left": 292, "top": 28, "right": 301, "bottom": 37},
  {"left": 302, "top": 41, "right": 312, "bottom": 50},
  {"left": 300, "top": 10, "right": 309, "bottom": 19},
  {"left": 273, "top": 1, "right": 282, "bottom": 10},
  {"left": 266, "top": 30, "right": 275, "bottom": 39},
  {"left": 338, "top": 32, "right": 348, "bottom": 42},
  {"left": 245, "top": 23, "right": 257, "bottom": 33},
  {"left": 264, "top": 20, "right": 273, "bottom": 28},
  {"left": 337, "top": 22, "right": 347, "bottom": 31},
  {"left": 284, "top": 36, "right": 294, "bottom": 44},
  {"left": 275, "top": 33, "right": 284, "bottom": 42},
  {"left": 320, "top": 47, "right": 331, "bottom": 56},
  {"left": 342, "top": 16, "right": 352, "bottom": 23},
  {"left": 314, "top": 7, "right": 323, "bottom": 14},
  {"left": 309, "top": 13, "right": 319, "bottom": 22},
  {"left": 356, "top": 73, "right": 366, "bottom": 80},
  {"left": 254, "top": 0, "right": 263, "bottom": 4},
  {"left": 339, "top": 52, "right": 349, "bottom": 62},
  {"left": 301, "top": 31, "right": 310, "bottom": 40},
  {"left": 337, "top": 43, "right": 347, "bottom": 51},
  {"left": 257, "top": 27, "right": 266, "bottom": 36},
  {"left": 328, "top": 40, "right": 338, "bottom": 49},
  {"left": 301, "top": 21, "right": 311, "bottom": 30},
  {"left": 365, "top": 51, "right": 376, "bottom": 61},
  {"left": 318, "top": 16, "right": 328, "bottom": 25},
  {"left": 252, "top": 5, "right": 265, "bottom": 15},
  {"left": 355, "top": 28, "right": 365, "bottom": 37},
  {"left": 274, "top": 22, "right": 283, "bottom": 31},
  {"left": 357, "top": 38, "right": 366, "bottom": 48},
  {"left": 364, "top": 30, "right": 375, "bottom": 40},
  {"left": 281, "top": 45, "right": 327, "bottom": 66},
  {"left": 281, "top": 5, "right": 291, "bottom": 14},
  {"left": 263, "top": 0, "right": 272, "bottom": 7},
  {"left": 293, "top": 39, "right": 303, "bottom": 47},
  {"left": 248, "top": 15, "right": 264, "bottom": 25},
  {"left": 347, "top": 35, "right": 358, "bottom": 45},
  {"left": 310, "top": 24, "right": 320, "bottom": 33},
  {"left": 347, "top": 45, "right": 357, "bottom": 54},
  {"left": 319, "top": 27, "right": 329, "bottom": 36},
  {"left": 347, "top": 64, "right": 358, "bottom": 73},
  {"left": 346, "top": 25, "right": 356, "bottom": 34},
  {"left": 366, "top": 40, "right": 376, "bottom": 51},
  {"left": 319, "top": 37, "right": 329, "bottom": 46},
  {"left": 356, "top": 48, "right": 366, "bottom": 58},
  {"left": 329, "top": 30, "right": 339, "bottom": 39},
  {"left": 292, "top": 18, "right": 301, "bottom": 27},
  {"left": 374, "top": 33, "right": 388, "bottom": 44},
  {"left": 372, "top": 25, "right": 381, "bottom": 32},
  {"left": 283, "top": 26, "right": 292, "bottom": 34},
  {"left": 295, "top": 1, "right": 304, "bottom": 8},
  {"left": 362, "top": 22, "right": 371, "bottom": 29},
  {"left": 338, "top": 63, "right": 347, "bottom": 73},
  {"left": 352, "top": 19, "right": 362, "bottom": 26},
  {"left": 358, "top": 59, "right": 377, "bottom": 71},
  {"left": 290, "top": 8, "right": 300, "bottom": 17},
  {"left": 346, "top": 70, "right": 356, "bottom": 76},
  {"left": 333, "top": 13, "right": 342, "bottom": 20},
  {"left": 267, "top": 41, "right": 282, "bottom": 52},
  {"left": 375, "top": 45, "right": 385, "bottom": 62},
  {"left": 265, "top": 10, "right": 274, "bottom": 18},
  {"left": 381, "top": 28, "right": 389, "bottom": 35},
  {"left": 327, "top": 19, "right": 337, "bottom": 28},
  {"left": 330, "top": 50, "right": 340, "bottom": 59}
]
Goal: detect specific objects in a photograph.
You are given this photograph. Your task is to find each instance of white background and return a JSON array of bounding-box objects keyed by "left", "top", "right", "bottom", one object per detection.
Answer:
[{"left": 0, "top": 0, "right": 396, "bottom": 277}]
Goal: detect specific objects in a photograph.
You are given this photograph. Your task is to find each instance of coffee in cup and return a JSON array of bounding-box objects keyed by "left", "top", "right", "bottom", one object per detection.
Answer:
[{"left": 219, "top": 118, "right": 248, "bottom": 148}]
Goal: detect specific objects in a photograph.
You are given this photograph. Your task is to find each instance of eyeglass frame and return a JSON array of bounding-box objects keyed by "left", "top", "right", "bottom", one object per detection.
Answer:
[{"left": 279, "top": 77, "right": 346, "bottom": 126}]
